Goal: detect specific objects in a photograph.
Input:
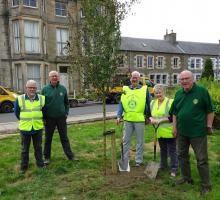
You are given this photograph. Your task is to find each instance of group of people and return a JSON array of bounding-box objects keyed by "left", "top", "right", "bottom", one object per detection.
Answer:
[
  {"left": 15, "top": 69, "right": 214, "bottom": 196},
  {"left": 117, "top": 70, "right": 214, "bottom": 196},
  {"left": 14, "top": 71, "right": 78, "bottom": 174}
]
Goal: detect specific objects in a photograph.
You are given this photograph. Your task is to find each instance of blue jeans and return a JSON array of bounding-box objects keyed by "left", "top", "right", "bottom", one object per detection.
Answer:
[{"left": 158, "top": 138, "right": 178, "bottom": 173}]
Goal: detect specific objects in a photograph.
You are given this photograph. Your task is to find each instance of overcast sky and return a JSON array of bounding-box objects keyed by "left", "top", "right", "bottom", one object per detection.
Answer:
[{"left": 120, "top": 0, "right": 220, "bottom": 44}]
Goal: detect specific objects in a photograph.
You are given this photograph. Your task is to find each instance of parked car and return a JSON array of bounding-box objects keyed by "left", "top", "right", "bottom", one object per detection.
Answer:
[{"left": 0, "top": 86, "right": 18, "bottom": 113}]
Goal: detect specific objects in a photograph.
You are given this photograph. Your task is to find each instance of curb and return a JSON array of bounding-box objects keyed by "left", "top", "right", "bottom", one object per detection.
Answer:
[{"left": 0, "top": 112, "right": 116, "bottom": 135}]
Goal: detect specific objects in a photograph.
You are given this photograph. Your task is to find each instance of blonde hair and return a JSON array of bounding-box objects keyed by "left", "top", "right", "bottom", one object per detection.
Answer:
[{"left": 153, "top": 84, "right": 165, "bottom": 94}]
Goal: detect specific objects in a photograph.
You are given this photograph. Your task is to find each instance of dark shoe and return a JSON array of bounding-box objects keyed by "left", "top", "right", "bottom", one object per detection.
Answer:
[
  {"left": 175, "top": 178, "right": 194, "bottom": 185},
  {"left": 20, "top": 168, "right": 27, "bottom": 174},
  {"left": 200, "top": 185, "right": 212, "bottom": 197},
  {"left": 69, "top": 157, "right": 79, "bottom": 162},
  {"left": 44, "top": 159, "right": 50, "bottom": 165},
  {"left": 135, "top": 162, "right": 143, "bottom": 167}
]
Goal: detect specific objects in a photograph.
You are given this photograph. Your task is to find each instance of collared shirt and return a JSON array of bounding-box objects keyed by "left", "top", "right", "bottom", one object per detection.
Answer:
[
  {"left": 14, "top": 94, "right": 46, "bottom": 134},
  {"left": 170, "top": 83, "right": 214, "bottom": 137},
  {"left": 117, "top": 84, "right": 151, "bottom": 119}
]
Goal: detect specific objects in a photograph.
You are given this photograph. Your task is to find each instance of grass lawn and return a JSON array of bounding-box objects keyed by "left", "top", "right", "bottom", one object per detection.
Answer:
[{"left": 0, "top": 120, "right": 220, "bottom": 200}]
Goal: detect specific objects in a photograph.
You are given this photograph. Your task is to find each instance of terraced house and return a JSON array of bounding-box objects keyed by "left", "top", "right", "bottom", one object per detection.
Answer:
[{"left": 0, "top": 0, "right": 220, "bottom": 94}]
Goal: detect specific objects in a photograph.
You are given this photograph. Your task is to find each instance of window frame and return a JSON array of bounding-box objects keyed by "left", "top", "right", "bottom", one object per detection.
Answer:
[
  {"left": 55, "top": 1, "right": 67, "bottom": 17},
  {"left": 147, "top": 55, "right": 154, "bottom": 69},
  {"left": 24, "top": 20, "right": 40, "bottom": 53},
  {"left": 23, "top": 0, "right": 37, "bottom": 8},
  {"left": 156, "top": 56, "right": 164, "bottom": 69},
  {"left": 27, "top": 63, "right": 41, "bottom": 90},
  {"left": 12, "top": 0, "right": 19, "bottom": 7},
  {"left": 189, "top": 57, "right": 203, "bottom": 69},
  {"left": 12, "top": 20, "right": 20, "bottom": 53},
  {"left": 136, "top": 55, "right": 144, "bottom": 68},
  {"left": 56, "top": 28, "right": 69, "bottom": 56}
]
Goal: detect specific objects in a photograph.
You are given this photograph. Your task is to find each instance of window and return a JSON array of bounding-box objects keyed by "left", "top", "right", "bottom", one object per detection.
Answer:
[
  {"left": 27, "top": 64, "right": 41, "bottom": 89},
  {"left": 172, "top": 57, "right": 180, "bottom": 68},
  {"left": 172, "top": 74, "right": 178, "bottom": 85},
  {"left": 157, "top": 56, "right": 164, "bottom": 68},
  {"left": 80, "top": 8, "right": 85, "bottom": 18},
  {"left": 118, "top": 55, "right": 125, "bottom": 67},
  {"left": 43, "top": 25, "right": 47, "bottom": 54},
  {"left": 55, "top": 1, "right": 67, "bottom": 17},
  {"left": 12, "top": 0, "right": 19, "bottom": 6},
  {"left": 24, "top": 21, "right": 40, "bottom": 53},
  {"left": 150, "top": 74, "right": 155, "bottom": 82},
  {"left": 189, "top": 57, "right": 202, "bottom": 69},
  {"left": 56, "top": 28, "right": 69, "bottom": 56},
  {"left": 150, "top": 73, "right": 168, "bottom": 84},
  {"left": 210, "top": 58, "right": 217, "bottom": 69},
  {"left": 147, "top": 56, "right": 154, "bottom": 69},
  {"left": 15, "top": 64, "right": 23, "bottom": 91},
  {"left": 12, "top": 21, "right": 20, "bottom": 53},
  {"left": 44, "top": 64, "right": 48, "bottom": 84},
  {"left": 23, "top": 0, "right": 37, "bottom": 7},
  {"left": 194, "top": 73, "right": 201, "bottom": 81},
  {"left": 136, "top": 55, "right": 143, "bottom": 68},
  {"left": 59, "top": 66, "right": 68, "bottom": 73}
]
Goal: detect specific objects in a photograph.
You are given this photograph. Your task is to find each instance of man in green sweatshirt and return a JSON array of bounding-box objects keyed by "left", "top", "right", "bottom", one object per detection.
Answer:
[{"left": 42, "top": 71, "right": 77, "bottom": 164}]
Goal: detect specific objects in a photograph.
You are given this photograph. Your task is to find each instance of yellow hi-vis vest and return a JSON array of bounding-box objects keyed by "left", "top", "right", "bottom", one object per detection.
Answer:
[
  {"left": 150, "top": 97, "right": 173, "bottom": 138},
  {"left": 121, "top": 85, "right": 147, "bottom": 122},
  {"left": 18, "top": 94, "right": 45, "bottom": 131}
]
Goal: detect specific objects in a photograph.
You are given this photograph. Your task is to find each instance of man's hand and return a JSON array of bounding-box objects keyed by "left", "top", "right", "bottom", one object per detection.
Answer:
[
  {"left": 149, "top": 117, "right": 160, "bottom": 125},
  {"left": 116, "top": 118, "right": 121, "bottom": 125},
  {"left": 172, "top": 126, "right": 177, "bottom": 138},
  {"left": 207, "top": 126, "right": 213, "bottom": 135}
]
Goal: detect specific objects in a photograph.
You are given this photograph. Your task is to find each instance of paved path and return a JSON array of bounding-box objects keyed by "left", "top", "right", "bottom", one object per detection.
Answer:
[{"left": 0, "top": 112, "right": 116, "bottom": 136}]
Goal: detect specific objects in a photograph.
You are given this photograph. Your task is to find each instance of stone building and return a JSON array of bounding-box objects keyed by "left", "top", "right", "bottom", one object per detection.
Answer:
[
  {"left": 0, "top": 0, "right": 82, "bottom": 94},
  {"left": 0, "top": 1, "right": 220, "bottom": 93},
  {"left": 119, "top": 31, "right": 220, "bottom": 86}
]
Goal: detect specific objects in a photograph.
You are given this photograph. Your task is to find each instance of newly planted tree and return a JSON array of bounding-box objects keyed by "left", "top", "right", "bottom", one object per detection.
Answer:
[{"left": 67, "top": 0, "right": 138, "bottom": 174}]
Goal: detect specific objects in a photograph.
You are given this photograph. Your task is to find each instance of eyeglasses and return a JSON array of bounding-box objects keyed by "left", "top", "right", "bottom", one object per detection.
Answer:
[
  {"left": 27, "top": 87, "right": 37, "bottom": 89},
  {"left": 179, "top": 77, "right": 191, "bottom": 81}
]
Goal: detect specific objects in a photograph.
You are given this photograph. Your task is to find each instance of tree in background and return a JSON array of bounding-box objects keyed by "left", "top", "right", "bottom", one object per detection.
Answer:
[
  {"left": 201, "top": 58, "right": 214, "bottom": 80},
  {"left": 67, "top": 0, "right": 138, "bottom": 174}
]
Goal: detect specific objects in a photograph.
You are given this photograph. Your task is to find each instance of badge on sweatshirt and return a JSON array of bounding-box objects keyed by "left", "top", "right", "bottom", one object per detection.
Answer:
[
  {"left": 193, "top": 99, "right": 198, "bottom": 104},
  {"left": 60, "top": 92, "right": 63, "bottom": 96}
]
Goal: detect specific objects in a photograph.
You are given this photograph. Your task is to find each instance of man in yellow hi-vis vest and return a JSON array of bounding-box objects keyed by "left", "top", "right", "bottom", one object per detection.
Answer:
[
  {"left": 14, "top": 80, "right": 45, "bottom": 174},
  {"left": 117, "top": 71, "right": 151, "bottom": 170}
]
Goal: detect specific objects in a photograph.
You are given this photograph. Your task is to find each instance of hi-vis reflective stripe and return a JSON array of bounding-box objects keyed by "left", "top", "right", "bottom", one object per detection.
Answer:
[
  {"left": 21, "top": 94, "right": 43, "bottom": 111},
  {"left": 159, "top": 123, "right": 172, "bottom": 128},
  {"left": 21, "top": 108, "right": 41, "bottom": 112},
  {"left": 150, "top": 98, "right": 170, "bottom": 117},
  {"left": 20, "top": 117, "right": 42, "bottom": 121}
]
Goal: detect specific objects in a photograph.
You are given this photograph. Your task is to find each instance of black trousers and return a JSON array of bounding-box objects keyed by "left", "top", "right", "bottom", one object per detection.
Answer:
[
  {"left": 20, "top": 131, "right": 44, "bottom": 170},
  {"left": 44, "top": 116, "right": 74, "bottom": 160}
]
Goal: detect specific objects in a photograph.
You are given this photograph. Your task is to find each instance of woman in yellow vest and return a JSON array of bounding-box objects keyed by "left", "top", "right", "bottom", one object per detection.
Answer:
[{"left": 149, "top": 84, "right": 178, "bottom": 177}]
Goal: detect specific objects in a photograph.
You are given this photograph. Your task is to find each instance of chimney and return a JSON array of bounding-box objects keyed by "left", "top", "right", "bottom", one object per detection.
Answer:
[{"left": 164, "top": 30, "right": 177, "bottom": 44}]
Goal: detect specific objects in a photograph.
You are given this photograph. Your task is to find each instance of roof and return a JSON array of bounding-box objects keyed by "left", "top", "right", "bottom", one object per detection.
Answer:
[{"left": 121, "top": 37, "right": 220, "bottom": 56}]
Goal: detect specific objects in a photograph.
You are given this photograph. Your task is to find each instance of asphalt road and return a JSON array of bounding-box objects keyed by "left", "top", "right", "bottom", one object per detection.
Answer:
[{"left": 0, "top": 103, "right": 118, "bottom": 123}]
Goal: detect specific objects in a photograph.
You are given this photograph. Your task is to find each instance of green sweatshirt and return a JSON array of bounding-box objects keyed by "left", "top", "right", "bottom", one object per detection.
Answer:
[{"left": 41, "top": 83, "right": 69, "bottom": 118}]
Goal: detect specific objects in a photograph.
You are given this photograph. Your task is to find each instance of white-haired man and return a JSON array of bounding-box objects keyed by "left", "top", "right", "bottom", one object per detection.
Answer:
[
  {"left": 117, "top": 71, "right": 151, "bottom": 169},
  {"left": 171, "top": 70, "right": 214, "bottom": 196},
  {"left": 42, "top": 71, "right": 77, "bottom": 164},
  {"left": 14, "top": 80, "right": 45, "bottom": 174}
]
